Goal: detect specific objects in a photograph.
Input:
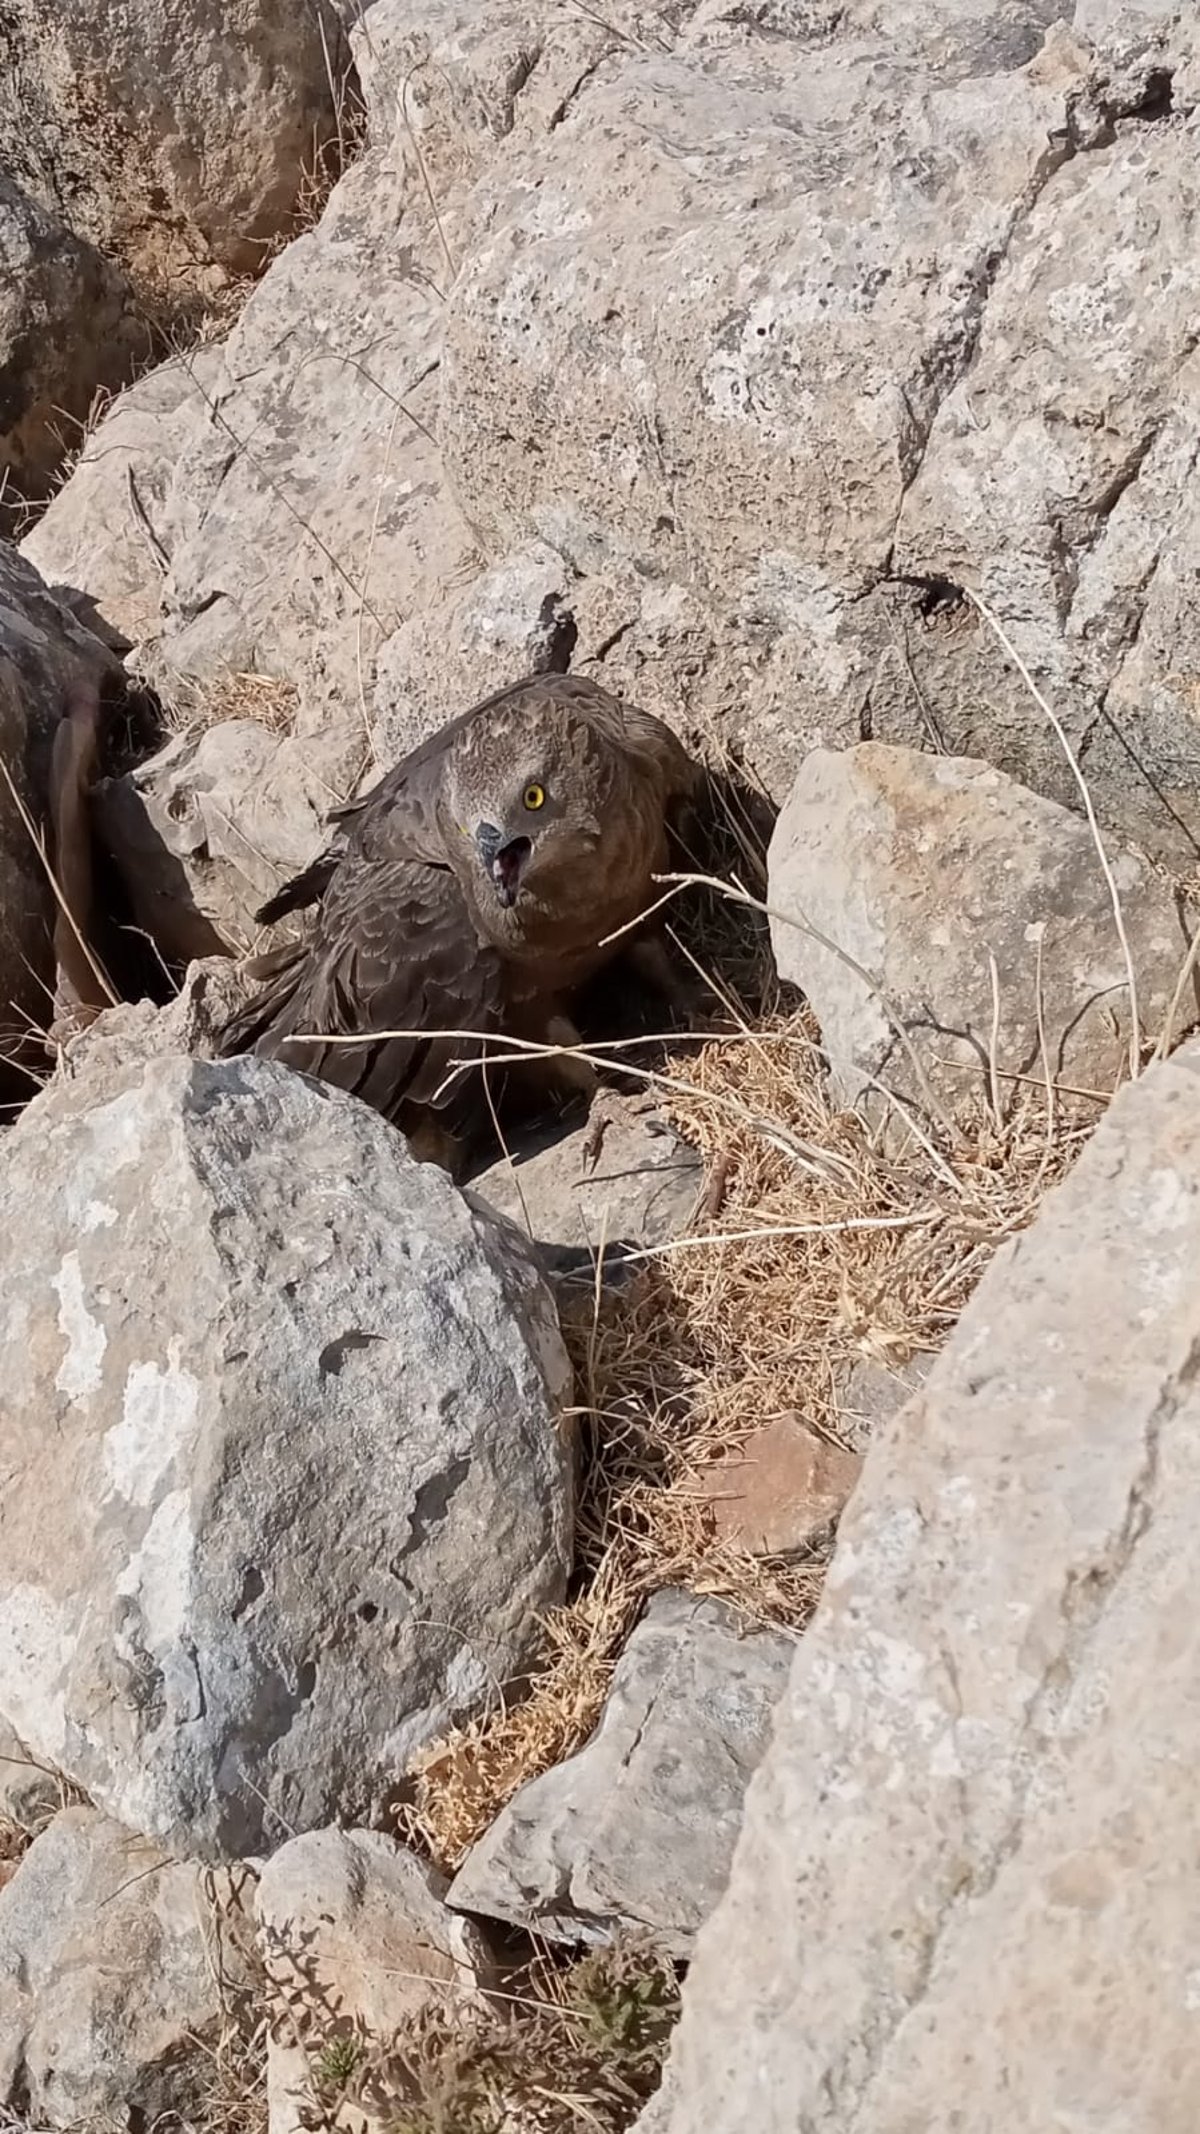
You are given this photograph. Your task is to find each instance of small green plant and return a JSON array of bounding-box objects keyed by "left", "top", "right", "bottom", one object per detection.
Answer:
[
  {"left": 562, "top": 1940, "right": 680, "bottom": 2078},
  {"left": 313, "top": 2029, "right": 364, "bottom": 2088},
  {"left": 375, "top": 1937, "right": 681, "bottom": 2134}
]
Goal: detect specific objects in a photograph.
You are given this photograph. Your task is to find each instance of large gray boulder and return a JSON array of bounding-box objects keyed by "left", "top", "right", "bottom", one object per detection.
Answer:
[
  {"left": 21, "top": 348, "right": 222, "bottom": 652},
  {"left": 651, "top": 1037, "right": 1200, "bottom": 2132},
  {"left": 433, "top": 1, "right": 1200, "bottom": 856},
  {"left": 0, "top": 1051, "right": 573, "bottom": 1858}
]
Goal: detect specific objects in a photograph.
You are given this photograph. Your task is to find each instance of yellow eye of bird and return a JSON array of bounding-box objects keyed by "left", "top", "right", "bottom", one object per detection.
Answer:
[{"left": 523, "top": 782, "right": 546, "bottom": 811}]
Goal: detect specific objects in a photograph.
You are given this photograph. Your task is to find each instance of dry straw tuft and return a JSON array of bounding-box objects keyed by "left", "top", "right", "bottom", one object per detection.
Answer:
[{"left": 405, "top": 989, "right": 1095, "bottom": 1871}]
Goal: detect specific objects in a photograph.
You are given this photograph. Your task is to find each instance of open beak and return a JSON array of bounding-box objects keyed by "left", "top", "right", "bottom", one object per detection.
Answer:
[{"left": 475, "top": 823, "right": 532, "bottom": 909}]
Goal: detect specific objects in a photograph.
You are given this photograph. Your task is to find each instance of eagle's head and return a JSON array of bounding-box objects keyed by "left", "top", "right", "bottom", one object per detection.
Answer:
[{"left": 444, "top": 705, "right": 619, "bottom": 913}]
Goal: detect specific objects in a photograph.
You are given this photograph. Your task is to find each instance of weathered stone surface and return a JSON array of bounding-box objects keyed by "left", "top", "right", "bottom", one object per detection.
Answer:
[
  {"left": 152, "top": 141, "right": 478, "bottom": 735},
  {"left": 767, "top": 744, "right": 1193, "bottom": 1127},
  {"left": 0, "top": 1716, "right": 62, "bottom": 1838},
  {"left": 687, "top": 1414, "right": 862, "bottom": 1558},
  {"left": 22, "top": 349, "right": 221, "bottom": 652},
  {"left": 259, "top": 1826, "right": 498, "bottom": 2134},
  {"left": 448, "top": 1591, "right": 793, "bottom": 1957},
  {"left": 0, "top": 173, "right": 141, "bottom": 515},
  {"left": 837, "top": 1354, "right": 932, "bottom": 1451},
  {"left": 55, "top": 955, "right": 254, "bottom": 1080},
  {"left": 0, "top": 542, "right": 121, "bottom": 1110},
  {"left": 654, "top": 1037, "right": 1200, "bottom": 2132},
  {"left": 429, "top": 2, "right": 1200, "bottom": 859},
  {"left": 0, "top": 1805, "right": 241, "bottom": 2128},
  {"left": 258, "top": 1826, "right": 495, "bottom": 2030},
  {"left": 0, "top": 0, "right": 348, "bottom": 297},
  {"left": 94, "top": 716, "right": 356, "bottom": 959},
  {"left": 371, "top": 541, "right": 578, "bottom": 769},
  {"left": 0, "top": 1051, "right": 573, "bottom": 1858},
  {"left": 472, "top": 1100, "right": 702, "bottom": 1287}
]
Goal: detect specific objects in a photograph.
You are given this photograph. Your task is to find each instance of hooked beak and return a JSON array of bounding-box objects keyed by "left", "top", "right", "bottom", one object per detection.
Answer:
[{"left": 474, "top": 822, "right": 532, "bottom": 909}]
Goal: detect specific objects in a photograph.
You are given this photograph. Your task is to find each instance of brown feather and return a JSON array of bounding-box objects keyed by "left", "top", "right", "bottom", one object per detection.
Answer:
[{"left": 221, "top": 673, "right": 698, "bottom": 1166}]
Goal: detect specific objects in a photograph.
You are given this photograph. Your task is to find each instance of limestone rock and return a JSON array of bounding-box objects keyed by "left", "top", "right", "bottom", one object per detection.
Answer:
[
  {"left": 259, "top": 1827, "right": 498, "bottom": 2134},
  {"left": 767, "top": 745, "right": 1193, "bottom": 1128},
  {"left": 0, "top": 1051, "right": 573, "bottom": 1858},
  {"left": 472, "top": 1100, "right": 702, "bottom": 1288},
  {"left": 430, "top": 2, "right": 1200, "bottom": 858},
  {"left": 372, "top": 542, "right": 578, "bottom": 769},
  {"left": 21, "top": 349, "right": 222, "bottom": 652},
  {"left": 837, "top": 1354, "right": 932, "bottom": 1450},
  {"left": 0, "top": 172, "right": 141, "bottom": 516},
  {"left": 153, "top": 142, "right": 477, "bottom": 733},
  {"left": 653, "top": 1036, "right": 1200, "bottom": 2133},
  {"left": 258, "top": 1827, "right": 495, "bottom": 2033},
  {"left": 94, "top": 717, "right": 357, "bottom": 959},
  {"left": 686, "top": 1415, "right": 862, "bottom": 1558},
  {"left": 54, "top": 956, "right": 254, "bottom": 1080},
  {"left": 0, "top": 1805, "right": 242, "bottom": 2128},
  {"left": 448, "top": 1591, "right": 793, "bottom": 1957},
  {"left": 0, "top": 0, "right": 349, "bottom": 298},
  {"left": 0, "top": 542, "right": 121, "bottom": 1110}
]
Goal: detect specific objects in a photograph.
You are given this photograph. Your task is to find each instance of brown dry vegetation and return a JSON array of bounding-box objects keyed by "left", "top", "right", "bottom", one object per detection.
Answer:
[{"left": 404, "top": 982, "right": 1096, "bottom": 1871}]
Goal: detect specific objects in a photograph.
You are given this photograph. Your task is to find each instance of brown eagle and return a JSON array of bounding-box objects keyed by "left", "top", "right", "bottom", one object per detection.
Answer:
[{"left": 218, "top": 672, "right": 698, "bottom": 1170}]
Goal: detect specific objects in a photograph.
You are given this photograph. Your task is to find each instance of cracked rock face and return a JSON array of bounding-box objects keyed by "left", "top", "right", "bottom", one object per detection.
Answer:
[
  {"left": 447, "top": 1591, "right": 794, "bottom": 1957},
  {"left": 651, "top": 1037, "right": 1200, "bottom": 2131},
  {"left": 0, "top": 1051, "right": 573, "bottom": 1859},
  {"left": 34, "top": 0, "right": 1200, "bottom": 877}
]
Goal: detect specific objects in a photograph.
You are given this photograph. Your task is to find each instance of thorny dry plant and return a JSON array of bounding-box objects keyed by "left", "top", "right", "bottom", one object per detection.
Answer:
[{"left": 276, "top": 1934, "right": 679, "bottom": 2134}]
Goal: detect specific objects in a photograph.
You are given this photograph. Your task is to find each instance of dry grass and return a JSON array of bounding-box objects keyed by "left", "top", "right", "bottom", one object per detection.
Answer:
[
  {"left": 405, "top": 986, "right": 1093, "bottom": 1871},
  {"left": 278, "top": 1935, "right": 678, "bottom": 2134},
  {"left": 152, "top": 666, "right": 300, "bottom": 740}
]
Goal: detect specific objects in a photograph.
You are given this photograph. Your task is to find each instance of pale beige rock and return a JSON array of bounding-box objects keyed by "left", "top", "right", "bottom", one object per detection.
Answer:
[
  {"left": 259, "top": 1828, "right": 498, "bottom": 2134},
  {"left": 257, "top": 1826, "right": 495, "bottom": 2033},
  {"left": 21, "top": 349, "right": 222, "bottom": 652},
  {"left": 837, "top": 1355, "right": 932, "bottom": 1450},
  {"left": 448, "top": 1591, "right": 794, "bottom": 1957},
  {"left": 472, "top": 1100, "right": 702, "bottom": 1287},
  {"left": 0, "top": 0, "right": 348, "bottom": 296},
  {"left": 0, "top": 174, "right": 141, "bottom": 515},
  {"left": 371, "top": 542, "right": 578, "bottom": 768},
  {"left": 0, "top": 1051, "right": 573, "bottom": 1858},
  {"left": 0, "top": 1805, "right": 244, "bottom": 2128},
  {"left": 153, "top": 145, "right": 478, "bottom": 735},
  {"left": 430, "top": 2, "right": 1200, "bottom": 859},
  {"left": 653, "top": 1036, "right": 1200, "bottom": 2133},
  {"left": 54, "top": 956, "right": 254, "bottom": 1079},
  {"left": 767, "top": 745, "right": 1193, "bottom": 1128},
  {"left": 687, "top": 1414, "right": 862, "bottom": 1557},
  {"left": 94, "top": 716, "right": 356, "bottom": 959}
]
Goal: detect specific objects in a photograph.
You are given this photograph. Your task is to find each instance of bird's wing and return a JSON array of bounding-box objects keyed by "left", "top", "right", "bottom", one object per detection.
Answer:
[
  {"left": 254, "top": 714, "right": 474, "bottom": 924},
  {"left": 225, "top": 858, "right": 507, "bottom": 1125}
]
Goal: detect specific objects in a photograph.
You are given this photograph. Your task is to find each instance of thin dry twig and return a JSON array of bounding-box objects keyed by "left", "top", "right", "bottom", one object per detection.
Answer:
[{"left": 965, "top": 588, "right": 1142, "bottom": 1077}]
